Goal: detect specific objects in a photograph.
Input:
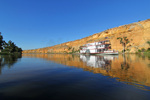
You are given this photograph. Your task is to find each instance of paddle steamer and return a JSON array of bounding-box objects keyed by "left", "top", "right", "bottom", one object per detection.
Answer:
[{"left": 80, "top": 40, "right": 118, "bottom": 55}]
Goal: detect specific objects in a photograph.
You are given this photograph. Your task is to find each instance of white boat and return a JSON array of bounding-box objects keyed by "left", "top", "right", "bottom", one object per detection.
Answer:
[{"left": 80, "top": 39, "right": 118, "bottom": 55}]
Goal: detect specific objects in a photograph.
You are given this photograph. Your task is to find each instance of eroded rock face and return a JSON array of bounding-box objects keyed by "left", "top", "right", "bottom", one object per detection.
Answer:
[{"left": 23, "top": 19, "right": 150, "bottom": 53}]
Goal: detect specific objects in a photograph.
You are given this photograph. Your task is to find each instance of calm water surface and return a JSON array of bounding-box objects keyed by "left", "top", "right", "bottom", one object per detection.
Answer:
[{"left": 0, "top": 54, "right": 150, "bottom": 100}]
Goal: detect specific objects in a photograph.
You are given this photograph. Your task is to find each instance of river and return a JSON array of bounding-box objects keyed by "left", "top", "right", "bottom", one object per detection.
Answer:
[{"left": 0, "top": 54, "right": 150, "bottom": 100}]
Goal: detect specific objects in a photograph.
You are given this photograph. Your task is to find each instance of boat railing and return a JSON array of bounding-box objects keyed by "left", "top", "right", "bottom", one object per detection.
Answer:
[{"left": 104, "top": 50, "right": 118, "bottom": 53}]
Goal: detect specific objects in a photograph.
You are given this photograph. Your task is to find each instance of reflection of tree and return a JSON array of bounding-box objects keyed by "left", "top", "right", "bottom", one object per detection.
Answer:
[
  {"left": 121, "top": 54, "right": 130, "bottom": 70},
  {"left": 0, "top": 54, "right": 22, "bottom": 74},
  {"left": 121, "top": 62, "right": 130, "bottom": 70},
  {"left": 100, "top": 56, "right": 112, "bottom": 72},
  {"left": 104, "top": 60, "right": 112, "bottom": 72}
]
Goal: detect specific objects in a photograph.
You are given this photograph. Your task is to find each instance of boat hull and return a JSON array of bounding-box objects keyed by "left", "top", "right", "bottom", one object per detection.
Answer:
[
  {"left": 96, "top": 52, "right": 118, "bottom": 55},
  {"left": 80, "top": 52, "right": 119, "bottom": 55}
]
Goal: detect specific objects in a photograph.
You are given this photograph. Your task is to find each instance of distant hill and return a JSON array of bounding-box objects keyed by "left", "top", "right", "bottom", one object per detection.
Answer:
[{"left": 23, "top": 19, "right": 150, "bottom": 53}]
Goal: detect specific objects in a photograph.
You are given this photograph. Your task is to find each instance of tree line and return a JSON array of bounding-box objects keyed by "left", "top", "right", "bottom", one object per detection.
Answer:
[{"left": 0, "top": 32, "right": 22, "bottom": 54}]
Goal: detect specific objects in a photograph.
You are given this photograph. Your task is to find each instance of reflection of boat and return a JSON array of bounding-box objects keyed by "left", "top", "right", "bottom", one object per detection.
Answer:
[
  {"left": 80, "top": 39, "right": 118, "bottom": 55},
  {"left": 101, "top": 55, "right": 118, "bottom": 60},
  {"left": 103, "top": 55, "right": 118, "bottom": 60},
  {"left": 80, "top": 55, "right": 117, "bottom": 68}
]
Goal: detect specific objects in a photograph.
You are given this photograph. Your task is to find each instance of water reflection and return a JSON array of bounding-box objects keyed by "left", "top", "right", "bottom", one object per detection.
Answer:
[
  {"left": 0, "top": 54, "right": 22, "bottom": 74},
  {"left": 22, "top": 54, "right": 150, "bottom": 90},
  {"left": 80, "top": 55, "right": 116, "bottom": 69}
]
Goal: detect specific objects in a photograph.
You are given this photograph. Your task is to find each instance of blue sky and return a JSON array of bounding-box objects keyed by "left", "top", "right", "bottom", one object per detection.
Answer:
[{"left": 0, "top": 0, "right": 150, "bottom": 50}]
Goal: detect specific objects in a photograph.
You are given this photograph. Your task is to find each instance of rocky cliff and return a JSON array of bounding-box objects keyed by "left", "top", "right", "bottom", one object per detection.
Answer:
[{"left": 23, "top": 19, "right": 150, "bottom": 53}]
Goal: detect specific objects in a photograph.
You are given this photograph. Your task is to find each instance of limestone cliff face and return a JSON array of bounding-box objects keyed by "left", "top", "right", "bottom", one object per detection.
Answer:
[{"left": 23, "top": 19, "right": 150, "bottom": 53}]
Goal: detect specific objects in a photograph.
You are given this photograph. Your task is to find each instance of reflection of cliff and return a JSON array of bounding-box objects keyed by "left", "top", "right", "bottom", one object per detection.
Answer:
[
  {"left": 23, "top": 19, "right": 150, "bottom": 53},
  {"left": 23, "top": 54, "right": 150, "bottom": 89},
  {"left": 0, "top": 55, "right": 22, "bottom": 74}
]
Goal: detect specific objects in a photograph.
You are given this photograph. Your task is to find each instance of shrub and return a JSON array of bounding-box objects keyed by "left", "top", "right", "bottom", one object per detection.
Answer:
[
  {"left": 147, "top": 48, "right": 150, "bottom": 52},
  {"left": 126, "top": 49, "right": 130, "bottom": 51},
  {"left": 141, "top": 48, "right": 146, "bottom": 52},
  {"left": 68, "top": 47, "right": 72, "bottom": 50},
  {"left": 138, "top": 49, "right": 141, "bottom": 52},
  {"left": 147, "top": 41, "right": 150, "bottom": 46}
]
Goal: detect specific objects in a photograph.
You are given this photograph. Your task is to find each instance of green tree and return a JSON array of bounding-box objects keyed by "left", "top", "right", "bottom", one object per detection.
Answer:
[
  {"left": 147, "top": 41, "right": 150, "bottom": 51},
  {"left": 7, "top": 40, "right": 16, "bottom": 53},
  {"left": 0, "top": 32, "right": 4, "bottom": 51},
  {"left": 2, "top": 41, "right": 9, "bottom": 53},
  {"left": 0, "top": 33, "right": 22, "bottom": 54},
  {"left": 3, "top": 40, "right": 22, "bottom": 53},
  {"left": 147, "top": 41, "right": 150, "bottom": 46},
  {"left": 14, "top": 46, "right": 22, "bottom": 52},
  {"left": 117, "top": 37, "right": 130, "bottom": 54}
]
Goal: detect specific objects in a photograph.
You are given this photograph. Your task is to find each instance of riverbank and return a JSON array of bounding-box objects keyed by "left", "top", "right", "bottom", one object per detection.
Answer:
[
  {"left": 0, "top": 52, "right": 22, "bottom": 55},
  {"left": 22, "top": 51, "right": 150, "bottom": 55}
]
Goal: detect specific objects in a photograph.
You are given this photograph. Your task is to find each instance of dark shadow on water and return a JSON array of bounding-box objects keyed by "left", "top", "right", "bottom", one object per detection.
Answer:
[{"left": 0, "top": 54, "right": 22, "bottom": 74}]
